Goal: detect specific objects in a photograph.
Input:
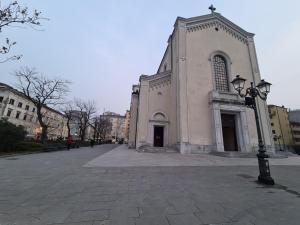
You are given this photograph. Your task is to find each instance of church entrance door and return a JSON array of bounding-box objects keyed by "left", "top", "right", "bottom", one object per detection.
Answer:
[
  {"left": 154, "top": 126, "right": 164, "bottom": 147},
  {"left": 221, "top": 114, "right": 238, "bottom": 151}
]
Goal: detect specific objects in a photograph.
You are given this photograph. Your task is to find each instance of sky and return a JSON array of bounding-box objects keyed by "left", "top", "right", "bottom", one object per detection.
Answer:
[{"left": 1, "top": 0, "right": 300, "bottom": 114}]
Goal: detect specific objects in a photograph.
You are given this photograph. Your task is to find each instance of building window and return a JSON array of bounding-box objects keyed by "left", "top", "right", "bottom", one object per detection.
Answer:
[
  {"left": 17, "top": 102, "right": 23, "bottom": 108},
  {"left": 32, "top": 108, "right": 36, "bottom": 112},
  {"left": 271, "top": 123, "right": 274, "bottom": 126},
  {"left": 0, "top": 96, "right": 3, "bottom": 103},
  {"left": 6, "top": 109, "right": 12, "bottom": 117},
  {"left": 16, "top": 111, "right": 21, "bottom": 119},
  {"left": 295, "top": 138, "right": 300, "bottom": 142},
  {"left": 272, "top": 130, "right": 276, "bottom": 134},
  {"left": 213, "top": 55, "right": 229, "bottom": 92},
  {"left": 9, "top": 99, "right": 15, "bottom": 105},
  {"left": 25, "top": 105, "right": 29, "bottom": 110}
]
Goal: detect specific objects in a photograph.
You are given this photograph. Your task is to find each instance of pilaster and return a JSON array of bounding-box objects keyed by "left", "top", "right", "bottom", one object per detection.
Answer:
[
  {"left": 247, "top": 37, "right": 274, "bottom": 151},
  {"left": 176, "top": 20, "right": 189, "bottom": 153}
]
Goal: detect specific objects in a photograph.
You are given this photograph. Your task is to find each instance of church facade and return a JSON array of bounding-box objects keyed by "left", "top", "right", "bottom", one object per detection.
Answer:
[{"left": 128, "top": 10, "right": 274, "bottom": 154}]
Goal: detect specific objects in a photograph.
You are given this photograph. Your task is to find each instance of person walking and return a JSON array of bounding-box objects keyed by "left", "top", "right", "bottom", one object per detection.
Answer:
[
  {"left": 67, "top": 136, "right": 73, "bottom": 150},
  {"left": 90, "top": 139, "right": 95, "bottom": 148}
]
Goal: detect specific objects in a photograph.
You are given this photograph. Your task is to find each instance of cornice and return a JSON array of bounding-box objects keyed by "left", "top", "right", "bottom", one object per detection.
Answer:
[
  {"left": 149, "top": 75, "right": 171, "bottom": 90},
  {"left": 140, "top": 70, "right": 171, "bottom": 82},
  {"left": 139, "top": 71, "right": 172, "bottom": 91}
]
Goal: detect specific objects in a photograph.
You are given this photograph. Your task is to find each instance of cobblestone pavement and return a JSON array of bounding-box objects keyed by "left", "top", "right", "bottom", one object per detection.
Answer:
[
  {"left": 0, "top": 145, "right": 300, "bottom": 225},
  {"left": 85, "top": 145, "right": 300, "bottom": 167}
]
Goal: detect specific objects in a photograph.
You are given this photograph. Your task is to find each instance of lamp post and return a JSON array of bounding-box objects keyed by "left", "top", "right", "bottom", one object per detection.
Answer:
[{"left": 231, "top": 75, "right": 275, "bottom": 185}]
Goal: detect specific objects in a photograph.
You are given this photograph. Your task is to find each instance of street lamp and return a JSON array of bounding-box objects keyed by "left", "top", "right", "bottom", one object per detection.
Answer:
[{"left": 231, "top": 75, "right": 275, "bottom": 185}]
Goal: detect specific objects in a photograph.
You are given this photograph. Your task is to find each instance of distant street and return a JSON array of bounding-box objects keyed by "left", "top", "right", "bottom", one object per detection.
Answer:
[{"left": 1, "top": 145, "right": 300, "bottom": 225}]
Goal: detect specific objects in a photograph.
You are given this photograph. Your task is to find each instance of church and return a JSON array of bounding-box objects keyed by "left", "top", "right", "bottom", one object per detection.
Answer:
[{"left": 128, "top": 7, "right": 274, "bottom": 154}]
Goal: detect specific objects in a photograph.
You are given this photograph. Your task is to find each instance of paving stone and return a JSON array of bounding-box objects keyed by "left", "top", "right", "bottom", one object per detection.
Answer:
[
  {"left": 168, "top": 197, "right": 199, "bottom": 214},
  {"left": 135, "top": 216, "right": 169, "bottom": 225},
  {"left": 92, "top": 221, "right": 110, "bottom": 225},
  {"left": 194, "top": 208, "right": 230, "bottom": 224},
  {"left": 74, "top": 201, "right": 116, "bottom": 211},
  {"left": 64, "top": 210, "right": 109, "bottom": 223},
  {"left": 166, "top": 214, "right": 201, "bottom": 225},
  {"left": 50, "top": 222, "right": 94, "bottom": 225}
]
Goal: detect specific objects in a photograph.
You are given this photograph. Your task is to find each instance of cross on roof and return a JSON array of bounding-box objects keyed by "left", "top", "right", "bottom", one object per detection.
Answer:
[{"left": 209, "top": 4, "right": 216, "bottom": 13}]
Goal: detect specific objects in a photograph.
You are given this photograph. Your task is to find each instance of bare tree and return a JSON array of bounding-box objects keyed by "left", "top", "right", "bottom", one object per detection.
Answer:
[
  {"left": 0, "top": 0, "right": 45, "bottom": 63},
  {"left": 89, "top": 116, "right": 99, "bottom": 141},
  {"left": 15, "top": 67, "right": 70, "bottom": 142},
  {"left": 62, "top": 102, "right": 75, "bottom": 138},
  {"left": 98, "top": 117, "right": 112, "bottom": 142},
  {"left": 74, "top": 99, "right": 96, "bottom": 141}
]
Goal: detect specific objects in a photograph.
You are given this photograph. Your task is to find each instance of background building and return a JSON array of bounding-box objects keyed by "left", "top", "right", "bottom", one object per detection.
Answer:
[
  {"left": 124, "top": 110, "right": 130, "bottom": 143},
  {"left": 100, "top": 112, "right": 126, "bottom": 143},
  {"left": 268, "top": 106, "right": 300, "bottom": 150},
  {"left": 268, "top": 105, "right": 293, "bottom": 150},
  {"left": 289, "top": 110, "right": 300, "bottom": 147},
  {"left": 67, "top": 110, "right": 94, "bottom": 141},
  {"left": 0, "top": 82, "right": 68, "bottom": 140}
]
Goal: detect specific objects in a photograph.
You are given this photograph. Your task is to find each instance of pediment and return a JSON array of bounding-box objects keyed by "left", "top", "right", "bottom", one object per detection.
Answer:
[{"left": 182, "top": 13, "right": 254, "bottom": 45}]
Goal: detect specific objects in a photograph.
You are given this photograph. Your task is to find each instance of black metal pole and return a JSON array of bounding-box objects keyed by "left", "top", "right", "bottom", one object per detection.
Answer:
[{"left": 252, "top": 91, "right": 275, "bottom": 185}]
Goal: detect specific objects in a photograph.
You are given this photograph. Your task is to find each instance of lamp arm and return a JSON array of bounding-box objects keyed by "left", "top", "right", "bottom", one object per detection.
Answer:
[
  {"left": 255, "top": 88, "right": 268, "bottom": 100},
  {"left": 238, "top": 87, "right": 251, "bottom": 98}
]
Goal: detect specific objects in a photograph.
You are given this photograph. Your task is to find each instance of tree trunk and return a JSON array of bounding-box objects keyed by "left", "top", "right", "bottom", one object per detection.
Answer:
[
  {"left": 93, "top": 122, "right": 97, "bottom": 140},
  {"left": 41, "top": 126, "right": 48, "bottom": 143},
  {"left": 96, "top": 132, "right": 100, "bottom": 141},
  {"left": 36, "top": 104, "right": 48, "bottom": 143},
  {"left": 81, "top": 127, "right": 86, "bottom": 141},
  {"left": 66, "top": 118, "right": 71, "bottom": 137}
]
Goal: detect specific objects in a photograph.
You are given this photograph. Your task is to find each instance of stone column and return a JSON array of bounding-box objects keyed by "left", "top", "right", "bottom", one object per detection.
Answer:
[
  {"left": 239, "top": 110, "right": 251, "bottom": 152},
  {"left": 212, "top": 103, "right": 224, "bottom": 152}
]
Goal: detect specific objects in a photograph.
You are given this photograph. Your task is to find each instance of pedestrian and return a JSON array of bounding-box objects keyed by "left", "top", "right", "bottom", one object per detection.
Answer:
[
  {"left": 67, "top": 136, "right": 73, "bottom": 150},
  {"left": 90, "top": 139, "right": 95, "bottom": 148}
]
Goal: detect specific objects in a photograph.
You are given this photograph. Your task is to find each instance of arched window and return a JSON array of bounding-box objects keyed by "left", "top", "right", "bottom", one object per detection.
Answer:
[{"left": 213, "top": 55, "right": 229, "bottom": 92}]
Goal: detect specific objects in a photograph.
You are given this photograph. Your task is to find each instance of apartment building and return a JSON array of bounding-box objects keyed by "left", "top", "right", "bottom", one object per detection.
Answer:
[
  {"left": 0, "top": 82, "right": 68, "bottom": 140},
  {"left": 268, "top": 105, "right": 293, "bottom": 150},
  {"left": 100, "top": 111, "right": 126, "bottom": 142},
  {"left": 124, "top": 110, "right": 130, "bottom": 143},
  {"left": 289, "top": 110, "right": 300, "bottom": 146}
]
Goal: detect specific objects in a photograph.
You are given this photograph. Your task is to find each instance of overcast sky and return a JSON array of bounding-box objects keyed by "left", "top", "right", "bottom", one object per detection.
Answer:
[{"left": 1, "top": 0, "right": 300, "bottom": 114}]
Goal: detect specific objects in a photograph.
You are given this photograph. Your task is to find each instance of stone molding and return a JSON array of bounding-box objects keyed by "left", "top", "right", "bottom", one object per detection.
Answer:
[{"left": 209, "top": 90, "right": 245, "bottom": 105}]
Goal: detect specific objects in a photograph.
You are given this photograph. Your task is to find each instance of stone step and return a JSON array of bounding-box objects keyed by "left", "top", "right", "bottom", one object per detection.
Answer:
[
  {"left": 137, "top": 146, "right": 178, "bottom": 153},
  {"left": 210, "top": 151, "right": 292, "bottom": 158}
]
